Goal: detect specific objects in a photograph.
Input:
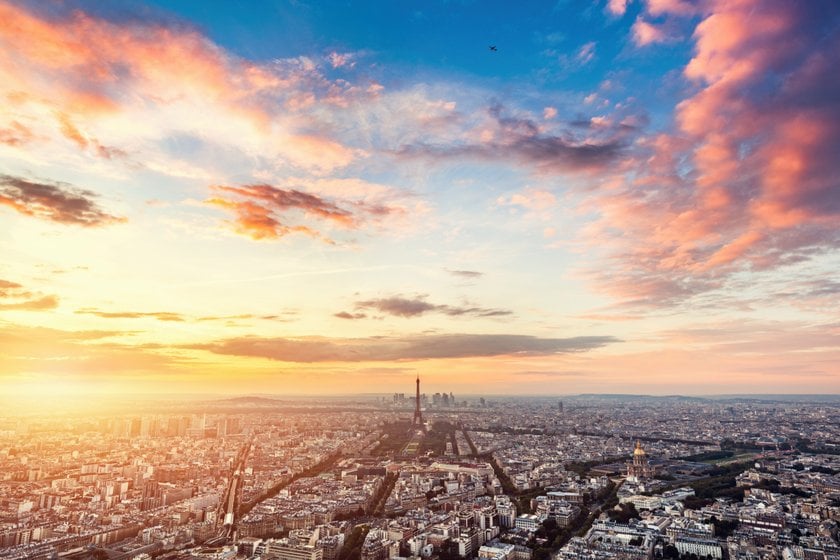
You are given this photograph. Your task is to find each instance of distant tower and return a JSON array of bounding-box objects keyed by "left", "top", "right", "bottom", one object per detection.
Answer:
[{"left": 412, "top": 376, "right": 424, "bottom": 429}]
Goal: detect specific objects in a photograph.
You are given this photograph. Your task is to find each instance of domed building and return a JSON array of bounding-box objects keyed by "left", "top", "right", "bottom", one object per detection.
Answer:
[{"left": 626, "top": 440, "right": 656, "bottom": 481}]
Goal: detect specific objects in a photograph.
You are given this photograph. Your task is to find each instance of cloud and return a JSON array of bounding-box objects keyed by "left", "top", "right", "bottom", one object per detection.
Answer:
[
  {"left": 55, "top": 112, "right": 127, "bottom": 160},
  {"left": 576, "top": 41, "right": 597, "bottom": 65},
  {"left": 0, "top": 1, "right": 623, "bottom": 215},
  {"left": 644, "top": 0, "right": 697, "bottom": 16},
  {"left": 498, "top": 188, "right": 557, "bottom": 212},
  {"left": 356, "top": 297, "right": 437, "bottom": 318},
  {"left": 0, "top": 121, "right": 34, "bottom": 146},
  {"left": 579, "top": 0, "right": 840, "bottom": 309},
  {"left": 352, "top": 296, "right": 513, "bottom": 319},
  {"left": 75, "top": 308, "right": 297, "bottom": 324},
  {"left": 193, "top": 333, "right": 619, "bottom": 362},
  {"left": 327, "top": 51, "right": 356, "bottom": 69},
  {"left": 0, "top": 294, "right": 58, "bottom": 311},
  {"left": 197, "top": 313, "right": 295, "bottom": 322},
  {"left": 515, "top": 370, "right": 586, "bottom": 377},
  {"left": 575, "top": 312, "right": 643, "bottom": 322},
  {"left": 447, "top": 269, "right": 484, "bottom": 279},
  {"left": 207, "top": 183, "right": 404, "bottom": 241},
  {"left": 655, "top": 320, "right": 840, "bottom": 355},
  {"left": 76, "top": 308, "right": 185, "bottom": 322},
  {"left": 0, "top": 279, "right": 24, "bottom": 296},
  {"left": 0, "top": 174, "right": 124, "bottom": 226},
  {"left": 0, "top": 279, "right": 59, "bottom": 311},
  {"left": 334, "top": 311, "right": 368, "bottom": 320},
  {"left": 0, "top": 1, "right": 370, "bottom": 176},
  {"left": 0, "top": 323, "right": 182, "bottom": 377},
  {"left": 396, "top": 103, "right": 628, "bottom": 174},
  {"left": 631, "top": 17, "right": 669, "bottom": 46},
  {"left": 801, "top": 280, "right": 840, "bottom": 298},
  {"left": 607, "top": 0, "right": 630, "bottom": 16}
]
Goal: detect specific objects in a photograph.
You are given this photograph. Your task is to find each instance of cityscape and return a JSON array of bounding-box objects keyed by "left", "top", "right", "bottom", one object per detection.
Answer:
[
  {"left": 2, "top": 0, "right": 840, "bottom": 559},
  {"left": 2, "top": 385, "right": 840, "bottom": 559}
]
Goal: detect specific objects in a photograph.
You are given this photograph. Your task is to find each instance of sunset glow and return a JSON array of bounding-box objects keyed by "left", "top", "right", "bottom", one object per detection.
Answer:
[{"left": 2, "top": 0, "right": 839, "bottom": 398}]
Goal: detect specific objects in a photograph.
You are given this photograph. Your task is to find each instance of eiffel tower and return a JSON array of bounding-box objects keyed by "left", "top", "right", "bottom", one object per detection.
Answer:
[{"left": 412, "top": 375, "right": 424, "bottom": 430}]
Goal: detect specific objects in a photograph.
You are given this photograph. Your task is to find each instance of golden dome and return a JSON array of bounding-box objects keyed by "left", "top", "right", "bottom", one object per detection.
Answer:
[{"left": 633, "top": 440, "right": 646, "bottom": 456}]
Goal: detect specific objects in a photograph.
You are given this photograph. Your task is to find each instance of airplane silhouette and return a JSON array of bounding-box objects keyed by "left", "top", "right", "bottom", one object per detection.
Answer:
[{"left": 489, "top": 45, "right": 497, "bottom": 52}]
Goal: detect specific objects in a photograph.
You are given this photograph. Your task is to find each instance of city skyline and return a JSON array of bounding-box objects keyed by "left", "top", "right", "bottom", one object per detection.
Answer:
[
  {"left": 1, "top": 394, "right": 838, "bottom": 558},
  {"left": 2, "top": 0, "right": 840, "bottom": 398}
]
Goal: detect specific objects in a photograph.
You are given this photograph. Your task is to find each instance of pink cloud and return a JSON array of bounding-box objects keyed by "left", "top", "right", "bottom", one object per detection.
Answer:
[
  {"left": 644, "top": 0, "right": 698, "bottom": 16},
  {"left": 498, "top": 188, "right": 557, "bottom": 212},
  {"left": 0, "top": 2, "right": 367, "bottom": 173},
  {"left": 631, "top": 17, "right": 668, "bottom": 46},
  {"left": 0, "top": 121, "right": 34, "bottom": 146},
  {"left": 580, "top": 0, "right": 840, "bottom": 309},
  {"left": 576, "top": 42, "right": 597, "bottom": 65},
  {"left": 607, "top": 0, "right": 630, "bottom": 16},
  {"left": 327, "top": 51, "right": 356, "bottom": 69}
]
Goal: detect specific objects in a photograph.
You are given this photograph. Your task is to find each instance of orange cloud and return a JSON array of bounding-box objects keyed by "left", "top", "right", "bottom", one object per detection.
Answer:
[
  {"left": 0, "top": 2, "right": 362, "bottom": 173},
  {"left": 0, "top": 121, "right": 34, "bottom": 146},
  {"left": 0, "top": 324, "right": 185, "bottom": 384},
  {"left": 75, "top": 308, "right": 186, "bottom": 322},
  {"left": 206, "top": 197, "right": 287, "bottom": 240},
  {"left": 0, "top": 279, "right": 59, "bottom": 311},
  {"left": 0, "top": 174, "right": 124, "bottom": 226},
  {"left": 207, "top": 183, "right": 403, "bottom": 241},
  {"left": 53, "top": 111, "right": 126, "bottom": 159},
  {"left": 56, "top": 111, "right": 88, "bottom": 149}
]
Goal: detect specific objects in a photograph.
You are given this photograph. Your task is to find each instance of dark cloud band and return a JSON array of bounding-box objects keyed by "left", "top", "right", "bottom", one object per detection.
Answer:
[{"left": 193, "top": 333, "right": 619, "bottom": 362}]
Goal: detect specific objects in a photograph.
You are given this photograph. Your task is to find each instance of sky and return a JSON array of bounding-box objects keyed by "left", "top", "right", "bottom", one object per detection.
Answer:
[{"left": 1, "top": 0, "right": 839, "bottom": 398}]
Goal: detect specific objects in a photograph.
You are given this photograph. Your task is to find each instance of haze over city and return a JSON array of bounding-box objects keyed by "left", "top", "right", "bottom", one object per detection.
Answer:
[{"left": 1, "top": 0, "right": 839, "bottom": 400}]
